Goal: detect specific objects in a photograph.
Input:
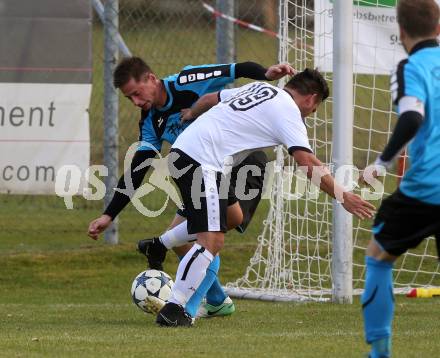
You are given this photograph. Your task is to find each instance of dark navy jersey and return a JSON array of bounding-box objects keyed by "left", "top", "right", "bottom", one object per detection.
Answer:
[{"left": 138, "top": 63, "right": 236, "bottom": 151}]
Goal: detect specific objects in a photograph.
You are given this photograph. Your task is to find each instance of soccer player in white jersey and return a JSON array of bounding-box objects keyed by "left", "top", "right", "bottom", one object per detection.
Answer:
[
  {"left": 360, "top": 1, "right": 440, "bottom": 357},
  {"left": 87, "top": 57, "right": 294, "bottom": 319},
  {"left": 155, "top": 69, "right": 375, "bottom": 326}
]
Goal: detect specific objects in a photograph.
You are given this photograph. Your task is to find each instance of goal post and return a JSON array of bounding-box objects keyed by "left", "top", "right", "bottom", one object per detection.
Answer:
[
  {"left": 331, "top": 0, "right": 353, "bottom": 304},
  {"left": 225, "top": 0, "right": 440, "bottom": 302}
]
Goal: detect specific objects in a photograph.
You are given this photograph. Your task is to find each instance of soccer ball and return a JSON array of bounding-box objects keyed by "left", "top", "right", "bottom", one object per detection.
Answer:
[{"left": 130, "top": 269, "right": 174, "bottom": 314}]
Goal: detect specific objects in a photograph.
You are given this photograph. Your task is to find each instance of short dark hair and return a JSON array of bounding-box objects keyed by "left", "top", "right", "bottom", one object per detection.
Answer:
[
  {"left": 397, "top": 0, "right": 439, "bottom": 38},
  {"left": 285, "top": 68, "right": 329, "bottom": 102},
  {"left": 113, "top": 56, "right": 152, "bottom": 88}
]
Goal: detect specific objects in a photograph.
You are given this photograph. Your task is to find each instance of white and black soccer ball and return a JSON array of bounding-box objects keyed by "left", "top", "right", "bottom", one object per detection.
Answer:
[{"left": 130, "top": 269, "right": 174, "bottom": 314}]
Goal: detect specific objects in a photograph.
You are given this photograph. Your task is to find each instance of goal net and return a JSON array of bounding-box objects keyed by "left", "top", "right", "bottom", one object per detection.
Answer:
[{"left": 226, "top": 0, "right": 440, "bottom": 302}]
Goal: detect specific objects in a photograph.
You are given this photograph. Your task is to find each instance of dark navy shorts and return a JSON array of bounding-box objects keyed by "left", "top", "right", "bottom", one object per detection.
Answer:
[{"left": 175, "top": 151, "right": 267, "bottom": 234}]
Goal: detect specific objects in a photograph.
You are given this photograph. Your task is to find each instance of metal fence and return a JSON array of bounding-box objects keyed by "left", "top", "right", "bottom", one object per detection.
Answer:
[
  {"left": 1, "top": 0, "right": 281, "bottom": 246},
  {"left": 91, "top": 0, "right": 279, "bottom": 163}
]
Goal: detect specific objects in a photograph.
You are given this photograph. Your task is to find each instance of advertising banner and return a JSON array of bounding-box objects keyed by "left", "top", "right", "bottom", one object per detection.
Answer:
[
  {"left": 0, "top": 0, "right": 91, "bottom": 194},
  {"left": 315, "top": 0, "right": 409, "bottom": 74}
]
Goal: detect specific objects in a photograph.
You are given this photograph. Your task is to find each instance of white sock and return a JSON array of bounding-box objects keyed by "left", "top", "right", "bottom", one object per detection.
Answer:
[
  {"left": 159, "top": 221, "right": 197, "bottom": 249},
  {"left": 169, "top": 244, "right": 214, "bottom": 306}
]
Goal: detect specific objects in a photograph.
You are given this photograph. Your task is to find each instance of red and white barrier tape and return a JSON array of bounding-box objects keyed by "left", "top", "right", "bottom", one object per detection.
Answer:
[{"left": 202, "top": 2, "right": 286, "bottom": 41}]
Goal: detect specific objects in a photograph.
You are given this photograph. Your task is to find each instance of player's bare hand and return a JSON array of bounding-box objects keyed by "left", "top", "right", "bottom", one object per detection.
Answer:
[
  {"left": 87, "top": 215, "right": 112, "bottom": 240},
  {"left": 265, "top": 63, "right": 296, "bottom": 80},
  {"left": 180, "top": 108, "right": 194, "bottom": 123},
  {"left": 341, "top": 192, "right": 375, "bottom": 220}
]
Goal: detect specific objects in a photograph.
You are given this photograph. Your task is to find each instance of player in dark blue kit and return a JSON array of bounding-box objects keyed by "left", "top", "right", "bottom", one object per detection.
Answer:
[
  {"left": 361, "top": 1, "right": 440, "bottom": 357},
  {"left": 88, "top": 56, "right": 295, "bottom": 318}
]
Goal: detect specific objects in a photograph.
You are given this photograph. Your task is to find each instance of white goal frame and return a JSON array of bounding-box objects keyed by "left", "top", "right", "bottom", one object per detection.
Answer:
[{"left": 225, "top": 0, "right": 440, "bottom": 303}]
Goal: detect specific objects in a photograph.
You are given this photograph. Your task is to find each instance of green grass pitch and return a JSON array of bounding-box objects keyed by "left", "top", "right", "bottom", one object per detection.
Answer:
[{"left": 0, "top": 196, "right": 439, "bottom": 357}]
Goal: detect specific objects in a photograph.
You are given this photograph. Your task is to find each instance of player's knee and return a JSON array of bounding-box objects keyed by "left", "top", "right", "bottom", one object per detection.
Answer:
[
  {"left": 173, "top": 243, "right": 192, "bottom": 257},
  {"left": 210, "top": 238, "right": 224, "bottom": 255},
  {"left": 204, "top": 233, "right": 224, "bottom": 254},
  {"left": 227, "top": 203, "right": 243, "bottom": 230},
  {"left": 197, "top": 232, "right": 224, "bottom": 255},
  {"left": 366, "top": 240, "right": 397, "bottom": 262}
]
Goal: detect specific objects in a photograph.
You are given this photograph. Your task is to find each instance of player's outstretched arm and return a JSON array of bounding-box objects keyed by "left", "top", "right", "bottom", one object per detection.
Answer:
[
  {"left": 180, "top": 92, "right": 220, "bottom": 122},
  {"left": 87, "top": 149, "right": 156, "bottom": 240},
  {"left": 292, "top": 149, "right": 375, "bottom": 220},
  {"left": 235, "top": 62, "right": 295, "bottom": 81},
  {"left": 360, "top": 96, "right": 424, "bottom": 184}
]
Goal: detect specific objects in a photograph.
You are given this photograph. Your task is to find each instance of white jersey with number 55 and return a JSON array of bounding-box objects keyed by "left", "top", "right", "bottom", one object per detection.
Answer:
[{"left": 172, "top": 82, "right": 312, "bottom": 172}]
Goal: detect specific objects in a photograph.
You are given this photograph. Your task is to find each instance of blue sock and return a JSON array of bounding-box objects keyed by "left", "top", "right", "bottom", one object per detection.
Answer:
[
  {"left": 205, "top": 256, "right": 227, "bottom": 306},
  {"left": 185, "top": 255, "right": 220, "bottom": 317},
  {"left": 362, "top": 256, "right": 394, "bottom": 358}
]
